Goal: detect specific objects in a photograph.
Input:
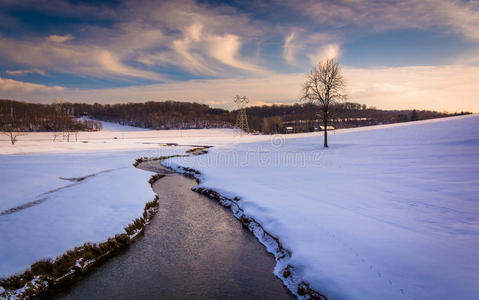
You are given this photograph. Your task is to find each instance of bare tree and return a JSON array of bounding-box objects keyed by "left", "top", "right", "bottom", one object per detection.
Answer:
[
  {"left": 301, "top": 58, "right": 346, "bottom": 147},
  {"left": 52, "top": 132, "right": 61, "bottom": 142},
  {"left": 52, "top": 101, "right": 76, "bottom": 142},
  {"left": 1, "top": 105, "right": 26, "bottom": 145},
  {"left": 1, "top": 124, "right": 25, "bottom": 145},
  {"left": 63, "top": 130, "right": 72, "bottom": 142}
]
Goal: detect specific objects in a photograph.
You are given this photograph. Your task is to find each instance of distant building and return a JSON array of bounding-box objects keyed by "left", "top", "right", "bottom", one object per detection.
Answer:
[
  {"left": 285, "top": 126, "right": 294, "bottom": 133},
  {"left": 282, "top": 120, "right": 319, "bottom": 133},
  {"left": 319, "top": 125, "right": 335, "bottom": 131}
]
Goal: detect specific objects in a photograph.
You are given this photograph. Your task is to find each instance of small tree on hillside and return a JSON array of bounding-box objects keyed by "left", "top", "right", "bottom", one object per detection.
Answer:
[
  {"left": 1, "top": 105, "right": 25, "bottom": 145},
  {"left": 301, "top": 58, "right": 347, "bottom": 147},
  {"left": 1, "top": 124, "right": 25, "bottom": 145}
]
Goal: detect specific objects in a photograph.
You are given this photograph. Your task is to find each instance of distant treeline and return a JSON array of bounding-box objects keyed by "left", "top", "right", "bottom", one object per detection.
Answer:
[
  {"left": 73, "top": 101, "right": 233, "bottom": 129},
  {"left": 245, "top": 102, "right": 470, "bottom": 133},
  {"left": 0, "top": 99, "right": 101, "bottom": 132},
  {"left": 0, "top": 99, "right": 471, "bottom": 134}
]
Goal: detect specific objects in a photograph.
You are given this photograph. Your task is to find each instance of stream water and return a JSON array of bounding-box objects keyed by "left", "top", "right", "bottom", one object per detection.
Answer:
[{"left": 58, "top": 168, "right": 293, "bottom": 299}]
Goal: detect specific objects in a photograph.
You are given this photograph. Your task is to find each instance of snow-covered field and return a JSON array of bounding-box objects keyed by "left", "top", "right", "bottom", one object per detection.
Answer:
[
  {"left": 164, "top": 115, "right": 479, "bottom": 300},
  {"left": 0, "top": 127, "right": 240, "bottom": 155},
  {"left": 94, "top": 119, "right": 152, "bottom": 132},
  {"left": 1, "top": 115, "right": 478, "bottom": 300},
  {"left": 0, "top": 123, "right": 193, "bottom": 277},
  {"left": 0, "top": 147, "right": 192, "bottom": 277}
]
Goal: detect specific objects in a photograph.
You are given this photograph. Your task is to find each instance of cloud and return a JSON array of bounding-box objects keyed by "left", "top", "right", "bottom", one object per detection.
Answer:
[
  {"left": 0, "top": 37, "right": 168, "bottom": 81},
  {"left": 281, "top": 30, "right": 338, "bottom": 67},
  {"left": 168, "top": 21, "right": 267, "bottom": 75},
  {"left": 432, "top": 0, "right": 479, "bottom": 42},
  {"left": 1, "top": 0, "right": 479, "bottom": 98},
  {"left": 187, "top": 23, "right": 202, "bottom": 42},
  {"left": 0, "top": 77, "right": 63, "bottom": 92},
  {"left": 96, "top": 50, "right": 165, "bottom": 80},
  {"left": 46, "top": 34, "right": 73, "bottom": 43},
  {"left": 279, "top": 0, "right": 479, "bottom": 43},
  {"left": 283, "top": 31, "right": 297, "bottom": 65},
  {"left": 4, "top": 65, "right": 479, "bottom": 113},
  {"left": 0, "top": 0, "right": 271, "bottom": 81},
  {"left": 308, "top": 43, "right": 341, "bottom": 65},
  {"left": 171, "top": 23, "right": 219, "bottom": 75},
  {"left": 5, "top": 68, "right": 46, "bottom": 76},
  {"left": 206, "top": 34, "right": 266, "bottom": 74},
  {"left": 122, "top": 0, "right": 269, "bottom": 76}
]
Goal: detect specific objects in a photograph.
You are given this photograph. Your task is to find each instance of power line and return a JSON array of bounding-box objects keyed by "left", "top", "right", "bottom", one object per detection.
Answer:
[{"left": 234, "top": 95, "right": 249, "bottom": 134}]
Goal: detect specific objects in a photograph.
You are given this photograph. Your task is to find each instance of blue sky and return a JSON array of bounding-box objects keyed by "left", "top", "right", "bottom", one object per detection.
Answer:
[{"left": 0, "top": 0, "right": 478, "bottom": 112}]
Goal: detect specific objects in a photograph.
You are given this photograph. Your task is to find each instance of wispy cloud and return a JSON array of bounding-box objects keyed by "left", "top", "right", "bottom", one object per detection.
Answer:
[
  {"left": 96, "top": 50, "right": 165, "bottom": 80},
  {"left": 279, "top": 0, "right": 479, "bottom": 43},
  {"left": 5, "top": 68, "right": 46, "bottom": 76},
  {"left": 283, "top": 31, "right": 297, "bottom": 65},
  {"left": 0, "top": 0, "right": 270, "bottom": 81},
  {"left": 432, "top": 0, "right": 479, "bottom": 42},
  {"left": 206, "top": 33, "right": 266, "bottom": 74},
  {"left": 167, "top": 20, "right": 267, "bottom": 75},
  {"left": 46, "top": 34, "right": 73, "bottom": 43},
  {"left": 171, "top": 23, "right": 219, "bottom": 75},
  {"left": 0, "top": 37, "right": 168, "bottom": 81},
  {"left": 2, "top": 0, "right": 478, "bottom": 81},
  {"left": 0, "top": 77, "right": 63, "bottom": 92},
  {"left": 308, "top": 44, "right": 341, "bottom": 65}
]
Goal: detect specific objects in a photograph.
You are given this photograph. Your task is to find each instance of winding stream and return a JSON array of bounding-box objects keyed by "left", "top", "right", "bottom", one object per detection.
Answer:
[{"left": 57, "top": 163, "right": 293, "bottom": 299}]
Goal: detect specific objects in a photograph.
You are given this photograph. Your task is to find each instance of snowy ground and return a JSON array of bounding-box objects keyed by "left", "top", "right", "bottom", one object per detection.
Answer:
[
  {"left": 163, "top": 115, "right": 479, "bottom": 300},
  {"left": 1, "top": 115, "right": 478, "bottom": 300},
  {"left": 93, "top": 119, "right": 152, "bottom": 132},
  {"left": 0, "top": 122, "right": 192, "bottom": 277},
  {"left": 0, "top": 147, "right": 190, "bottom": 277},
  {"left": 0, "top": 127, "right": 241, "bottom": 155}
]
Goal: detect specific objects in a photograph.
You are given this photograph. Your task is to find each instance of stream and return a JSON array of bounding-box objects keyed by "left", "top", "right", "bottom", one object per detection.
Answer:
[{"left": 57, "top": 162, "right": 293, "bottom": 299}]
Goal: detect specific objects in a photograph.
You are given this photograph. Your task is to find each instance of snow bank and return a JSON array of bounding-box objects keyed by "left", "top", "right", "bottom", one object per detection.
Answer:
[{"left": 164, "top": 115, "right": 479, "bottom": 300}]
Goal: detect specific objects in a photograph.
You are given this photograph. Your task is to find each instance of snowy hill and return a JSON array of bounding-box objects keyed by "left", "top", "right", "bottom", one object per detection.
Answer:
[
  {"left": 95, "top": 119, "right": 152, "bottom": 132},
  {"left": 164, "top": 115, "right": 479, "bottom": 300}
]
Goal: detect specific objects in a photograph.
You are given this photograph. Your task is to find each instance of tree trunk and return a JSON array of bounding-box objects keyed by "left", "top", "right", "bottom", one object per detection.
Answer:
[{"left": 323, "top": 109, "right": 328, "bottom": 148}]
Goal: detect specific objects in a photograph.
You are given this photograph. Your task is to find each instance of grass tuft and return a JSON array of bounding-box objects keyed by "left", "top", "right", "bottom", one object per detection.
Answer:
[{"left": 148, "top": 174, "right": 165, "bottom": 186}]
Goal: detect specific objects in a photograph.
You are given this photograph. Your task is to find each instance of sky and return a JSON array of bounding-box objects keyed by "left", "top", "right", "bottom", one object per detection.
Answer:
[{"left": 0, "top": 0, "right": 478, "bottom": 112}]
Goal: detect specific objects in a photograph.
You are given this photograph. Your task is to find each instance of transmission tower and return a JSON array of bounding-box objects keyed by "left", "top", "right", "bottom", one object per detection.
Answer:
[{"left": 234, "top": 95, "right": 249, "bottom": 134}]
